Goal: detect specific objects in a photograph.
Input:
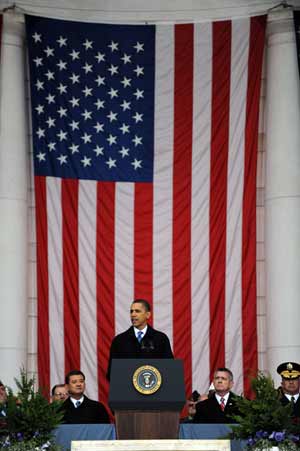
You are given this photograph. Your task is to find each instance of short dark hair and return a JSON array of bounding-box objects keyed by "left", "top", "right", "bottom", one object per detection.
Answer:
[
  {"left": 0, "top": 380, "right": 4, "bottom": 388},
  {"left": 65, "top": 370, "right": 85, "bottom": 385},
  {"left": 132, "top": 299, "right": 151, "bottom": 312},
  {"left": 51, "top": 384, "right": 66, "bottom": 396},
  {"left": 214, "top": 367, "right": 234, "bottom": 381}
]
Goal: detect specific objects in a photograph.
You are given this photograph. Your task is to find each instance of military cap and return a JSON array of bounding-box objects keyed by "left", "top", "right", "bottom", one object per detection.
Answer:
[{"left": 277, "top": 362, "right": 300, "bottom": 379}]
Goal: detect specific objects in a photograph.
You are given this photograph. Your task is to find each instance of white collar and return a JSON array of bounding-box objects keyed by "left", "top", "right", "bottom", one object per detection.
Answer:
[
  {"left": 215, "top": 392, "right": 230, "bottom": 404},
  {"left": 134, "top": 325, "right": 148, "bottom": 337},
  {"left": 70, "top": 395, "right": 84, "bottom": 407},
  {"left": 285, "top": 393, "right": 299, "bottom": 402}
]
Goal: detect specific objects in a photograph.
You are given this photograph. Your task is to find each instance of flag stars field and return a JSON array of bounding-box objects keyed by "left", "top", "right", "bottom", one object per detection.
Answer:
[{"left": 28, "top": 16, "right": 154, "bottom": 182}]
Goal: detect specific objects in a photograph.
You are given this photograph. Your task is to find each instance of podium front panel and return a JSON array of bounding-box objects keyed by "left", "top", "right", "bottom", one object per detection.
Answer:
[{"left": 108, "top": 359, "right": 185, "bottom": 411}]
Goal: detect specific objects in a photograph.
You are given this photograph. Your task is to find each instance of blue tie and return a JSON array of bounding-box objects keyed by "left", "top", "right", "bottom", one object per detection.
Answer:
[
  {"left": 75, "top": 400, "right": 81, "bottom": 408},
  {"left": 137, "top": 331, "right": 143, "bottom": 343}
]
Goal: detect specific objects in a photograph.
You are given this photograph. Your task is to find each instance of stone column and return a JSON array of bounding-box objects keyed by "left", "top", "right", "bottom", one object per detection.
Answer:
[
  {"left": 265, "top": 8, "right": 300, "bottom": 384},
  {"left": 0, "top": 11, "right": 28, "bottom": 388}
]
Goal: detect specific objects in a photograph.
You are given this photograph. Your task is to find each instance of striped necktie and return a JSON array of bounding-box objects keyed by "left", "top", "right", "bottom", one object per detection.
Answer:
[
  {"left": 220, "top": 397, "right": 225, "bottom": 411},
  {"left": 137, "top": 331, "right": 143, "bottom": 342}
]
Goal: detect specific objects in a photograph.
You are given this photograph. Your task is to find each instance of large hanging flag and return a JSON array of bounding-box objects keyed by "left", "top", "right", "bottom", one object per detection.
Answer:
[{"left": 26, "top": 14, "right": 266, "bottom": 402}]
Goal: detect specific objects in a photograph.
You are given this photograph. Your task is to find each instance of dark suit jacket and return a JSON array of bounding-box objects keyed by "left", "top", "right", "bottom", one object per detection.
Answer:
[
  {"left": 280, "top": 393, "right": 300, "bottom": 418},
  {"left": 193, "top": 392, "right": 239, "bottom": 424},
  {"left": 106, "top": 325, "right": 174, "bottom": 380},
  {"left": 62, "top": 395, "right": 110, "bottom": 424}
]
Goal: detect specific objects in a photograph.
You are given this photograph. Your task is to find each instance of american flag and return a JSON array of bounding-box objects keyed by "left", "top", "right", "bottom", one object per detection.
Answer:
[{"left": 26, "top": 14, "right": 266, "bottom": 403}]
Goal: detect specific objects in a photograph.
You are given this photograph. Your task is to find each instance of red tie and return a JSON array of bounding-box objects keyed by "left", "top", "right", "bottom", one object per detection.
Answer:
[{"left": 220, "top": 397, "right": 225, "bottom": 411}]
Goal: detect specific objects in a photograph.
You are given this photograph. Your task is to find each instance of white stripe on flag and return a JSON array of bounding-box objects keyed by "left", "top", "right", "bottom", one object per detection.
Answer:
[
  {"left": 191, "top": 22, "right": 212, "bottom": 395},
  {"left": 153, "top": 25, "right": 174, "bottom": 344},
  {"left": 78, "top": 180, "right": 98, "bottom": 399},
  {"left": 47, "top": 177, "right": 64, "bottom": 389},
  {"left": 225, "top": 18, "right": 250, "bottom": 395},
  {"left": 115, "top": 183, "right": 134, "bottom": 334}
]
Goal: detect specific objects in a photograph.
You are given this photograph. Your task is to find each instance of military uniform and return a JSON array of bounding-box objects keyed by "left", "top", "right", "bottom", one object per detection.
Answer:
[{"left": 277, "top": 361, "right": 300, "bottom": 419}]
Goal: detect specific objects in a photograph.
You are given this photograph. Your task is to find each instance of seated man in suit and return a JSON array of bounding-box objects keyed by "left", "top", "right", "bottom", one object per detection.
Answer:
[
  {"left": 193, "top": 367, "right": 240, "bottom": 423},
  {"left": 106, "top": 299, "right": 174, "bottom": 380},
  {"left": 61, "top": 370, "right": 110, "bottom": 424},
  {"left": 51, "top": 384, "right": 69, "bottom": 403},
  {"left": 277, "top": 361, "right": 300, "bottom": 419}
]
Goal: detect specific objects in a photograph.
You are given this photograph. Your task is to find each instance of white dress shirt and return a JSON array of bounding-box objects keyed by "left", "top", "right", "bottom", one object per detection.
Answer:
[
  {"left": 134, "top": 325, "right": 148, "bottom": 339},
  {"left": 285, "top": 393, "right": 299, "bottom": 402},
  {"left": 70, "top": 395, "right": 84, "bottom": 408},
  {"left": 215, "top": 392, "right": 230, "bottom": 406}
]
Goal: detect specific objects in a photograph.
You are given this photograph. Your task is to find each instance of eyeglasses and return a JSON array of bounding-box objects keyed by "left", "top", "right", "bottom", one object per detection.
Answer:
[{"left": 54, "top": 392, "right": 68, "bottom": 398}]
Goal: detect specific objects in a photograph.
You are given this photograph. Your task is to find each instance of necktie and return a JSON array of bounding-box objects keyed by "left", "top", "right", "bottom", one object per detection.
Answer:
[
  {"left": 75, "top": 400, "right": 81, "bottom": 408},
  {"left": 291, "top": 396, "right": 295, "bottom": 404},
  {"left": 137, "top": 331, "right": 143, "bottom": 343},
  {"left": 220, "top": 397, "right": 225, "bottom": 411}
]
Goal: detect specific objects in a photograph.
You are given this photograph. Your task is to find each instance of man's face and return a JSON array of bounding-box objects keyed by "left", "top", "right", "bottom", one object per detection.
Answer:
[
  {"left": 281, "top": 377, "right": 300, "bottom": 395},
  {"left": 130, "top": 302, "right": 151, "bottom": 330},
  {"left": 213, "top": 371, "right": 233, "bottom": 395},
  {"left": 52, "top": 385, "right": 69, "bottom": 402},
  {"left": 0, "top": 385, "right": 7, "bottom": 404},
  {"left": 67, "top": 374, "right": 86, "bottom": 398}
]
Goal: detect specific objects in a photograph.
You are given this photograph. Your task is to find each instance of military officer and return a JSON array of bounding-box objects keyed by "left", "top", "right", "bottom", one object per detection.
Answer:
[{"left": 277, "top": 361, "right": 300, "bottom": 419}]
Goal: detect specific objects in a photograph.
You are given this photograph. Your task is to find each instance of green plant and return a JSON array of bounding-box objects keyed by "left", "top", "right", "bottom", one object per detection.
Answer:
[
  {"left": 0, "top": 369, "right": 64, "bottom": 450},
  {"left": 230, "top": 372, "right": 300, "bottom": 450}
]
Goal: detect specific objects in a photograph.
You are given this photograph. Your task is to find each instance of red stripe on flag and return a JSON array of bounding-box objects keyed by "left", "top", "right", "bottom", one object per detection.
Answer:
[
  {"left": 97, "top": 182, "right": 115, "bottom": 403},
  {"left": 173, "top": 24, "right": 193, "bottom": 397},
  {"left": 134, "top": 183, "right": 153, "bottom": 308},
  {"left": 62, "top": 179, "right": 80, "bottom": 373},
  {"left": 242, "top": 15, "right": 266, "bottom": 396},
  {"left": 209, "top": 21, "right": 231, "bottom": 378},
  {"left": 35, "top": 176, "right": 50, "bottom": 396}
]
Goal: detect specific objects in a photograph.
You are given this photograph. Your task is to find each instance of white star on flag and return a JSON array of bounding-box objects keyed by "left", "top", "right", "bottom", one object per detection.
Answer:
[
  {"left": 131, "top": 158, "right": 142, "bottom": 169},
  {"left": 57, "top": 154, "right": 68, "bottom": 165},
  {"left": 81, "top": 156, "right": 92, "bottom": 167}
]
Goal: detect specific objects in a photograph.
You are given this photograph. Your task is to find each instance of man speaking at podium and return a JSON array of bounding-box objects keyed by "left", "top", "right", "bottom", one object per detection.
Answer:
[{"left": 106, "top": 299, "right": 174, "bottom": 380}]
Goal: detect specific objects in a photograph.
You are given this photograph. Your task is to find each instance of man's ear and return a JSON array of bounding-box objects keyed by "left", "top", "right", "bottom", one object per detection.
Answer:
[{"left": 146, "top": 311, "right": 151, "bottom": 320}]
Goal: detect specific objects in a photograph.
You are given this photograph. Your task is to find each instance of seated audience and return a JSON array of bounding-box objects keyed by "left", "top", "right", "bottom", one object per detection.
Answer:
[
  {"left": 193, "top": 367, "right": 240, "bottom": 423},
  {"left": 0, "top": 381, "right": 7, "bottom": 418},
  {"left": 277, "top": 361, "right": 300, "bottom": 419},
  {"left": 182, "top": 390, "right": 208, "bottom": 422},
  {"left": 0, "top": 380, "right": 7, "bottom": 436},
  {"left": 51, "top": 384, "right": 69, "bottom": 403},
  {"left": 61, "top": 370, "right": 110, "bottom": 424}
]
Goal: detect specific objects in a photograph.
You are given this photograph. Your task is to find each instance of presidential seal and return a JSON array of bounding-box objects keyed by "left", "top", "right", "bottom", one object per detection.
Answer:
[{"left": 132, "top": 365, "right": 162, "bottom": 395}]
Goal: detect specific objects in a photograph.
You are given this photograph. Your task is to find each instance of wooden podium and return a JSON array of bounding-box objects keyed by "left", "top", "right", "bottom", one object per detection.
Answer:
[{"left": 108, "top": 359, "right": 185, "bottom": 440}]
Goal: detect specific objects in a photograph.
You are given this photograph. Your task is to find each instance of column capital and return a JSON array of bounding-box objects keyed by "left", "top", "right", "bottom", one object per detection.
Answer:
[
  {"left": 267, "top": 8, "right": 295, "bottom": 44},
  {"left": 2, "top": 11, "right": 25, "bottom": 46}
]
